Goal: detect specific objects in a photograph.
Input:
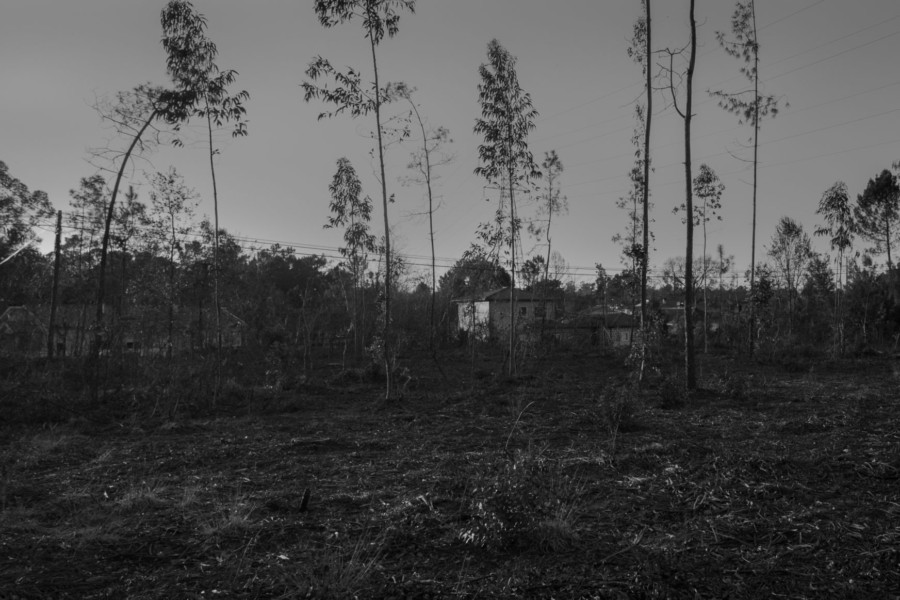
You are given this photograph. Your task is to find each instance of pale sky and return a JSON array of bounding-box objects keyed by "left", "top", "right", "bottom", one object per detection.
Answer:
[{"left": 2, "top": 0, "right": 899, "bottom": 287}]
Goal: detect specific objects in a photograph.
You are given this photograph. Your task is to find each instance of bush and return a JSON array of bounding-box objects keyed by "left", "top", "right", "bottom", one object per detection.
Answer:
[
  {"left": 461, "top": 445, "right": 583, "bottom": 551},
  {"left": 597, "top": 384, "right": 641, "bottom": 434}
]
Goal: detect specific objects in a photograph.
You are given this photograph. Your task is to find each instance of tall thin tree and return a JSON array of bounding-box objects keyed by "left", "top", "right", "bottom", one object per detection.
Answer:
[
  {"left": 326, "top": 157, "right": 378, "bottom": 364},
  {"left": 663, "top": 0, "right": 698, "bottom": 390},
  {"left": 161, "top": 0, "right": 250, "bottom": 365},
  {"left": 815, "top": 181, "right": 854, "bottom": 354},
  {"left": 688, "top": 164, "right": 724, "bottom": 352},
  {"left": 712, "top": 0, "right": 783, "bottom": 356},
  {"left": 536, "top": 150, "right": 567, "bottom": 287},
  {"left": 391, "top": 82, "right": 453, "bottom": 356},
  {"left": 627, "top": 0, "right": 653, "bottom": 377},
  {"left": 303, "top": 0, "right": 415, "bottom": 400},
  {"left": 474, "top": 39, "right": 541, "bottom": 375}
]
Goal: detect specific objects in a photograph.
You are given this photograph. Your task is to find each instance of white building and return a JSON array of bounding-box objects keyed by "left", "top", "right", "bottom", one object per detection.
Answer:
[{"left": 454, "top": 287, "right": 558, "bottom": 340}]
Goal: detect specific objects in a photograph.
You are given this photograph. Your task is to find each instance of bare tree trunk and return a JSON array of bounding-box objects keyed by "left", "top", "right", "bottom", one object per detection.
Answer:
[
  {"left": 405, "top": 99, "right": 444, "bottom": 373},
  {"left": 640, "top": 0, "right": 653, "bottom": 379},
  {"left": 683, "top": 0, "right": 697, "bottom": 390},
  {"left": 703, "top": 206, "right": 708, "bottom": 353},
  {"left": 48, "top": 210, "right": 62, "bottom": 358},
  {"left": 508, "top": 161, "right": 517, "bottom": 376},
  {"left": 206, "top": 107, "right": 223, "bottom": 400},
  {"left": 369, "top": 31, "right": 393, "bottom": 399},
  {"left": 93, "top": 108, "right": 158, "bottom": 393},
  {"left": 748, "top": 0, "right": 760, "bottom": 358}
]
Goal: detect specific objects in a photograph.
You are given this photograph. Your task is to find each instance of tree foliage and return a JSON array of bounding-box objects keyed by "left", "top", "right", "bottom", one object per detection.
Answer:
[
  {"left": 303, "top": 0, "right": 415, "bottom": 398},
  {"left": 474, "top": 38, "right": 540, "bottom": 375},
  {"left": 0, "top": 161, "right": 53, "bottom": 264},
  {"left": 854, "top": 169, "right": 900, "bottom": 268},
  {"left": 816, "top": 181, "right": 854, "bottom": 256},
  {"left": 160, "top": 1, "right": 249, "bottom": 139}
]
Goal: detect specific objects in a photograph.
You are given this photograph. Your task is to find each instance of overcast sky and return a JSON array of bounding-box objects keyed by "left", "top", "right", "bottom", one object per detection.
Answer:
[{"left": 2, "top": 0, "right": 899, "bottom": 286}]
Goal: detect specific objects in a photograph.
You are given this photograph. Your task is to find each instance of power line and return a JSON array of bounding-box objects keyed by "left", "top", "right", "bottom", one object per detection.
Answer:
[{"left": 766, "top": 29, "right": 900, "bottom": 83}]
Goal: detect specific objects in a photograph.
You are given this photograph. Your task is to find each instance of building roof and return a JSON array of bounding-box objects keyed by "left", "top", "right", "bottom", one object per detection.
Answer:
[{"left": 453, "top": 287, "right": 550, "bottom": 303}]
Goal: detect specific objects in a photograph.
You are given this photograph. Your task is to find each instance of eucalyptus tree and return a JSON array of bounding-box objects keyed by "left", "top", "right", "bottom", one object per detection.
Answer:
[
  {"left": 612, "top": 107, "right": 647, "bottom": 315},
  {"left": 145, "top": 167, "right": 199, "bottom": 355},
  {"left": 854, "top": 169, "right": 900, "bottom": 269},
  {"left": 687, "top": 164, "right": 724, "bottom": 351},
  {"left": 768, "top": 216, "right": 812, "bottom": 339},
  {"left": 712, "top": 0, "right": 783, "bottom": 355},
  {"left": 161, "top": 0, "right": 250, "bottom": 359},
  {"left": 303, "top": 0, "right": 415, "bottom": 399},
  {"left": 474, "top": 38, "right": 541, "bottom": 375},
  {"left": 626, "top": 0, "right": 653, "bottom": 370},
  {"left": 326, "top": 157, "right": 378, "bottom": 362},
  {"left": 390, "top": 82, "right": 454, "bottom": 354},
  {"left": 533, "top": 150, "right": 567, "bottom": 286},
  {"left": 815, "top": 181, "right": 854, "bottom": 353},
  {"left": 662, "top": 0, "right": 698, "bottom": 389}
]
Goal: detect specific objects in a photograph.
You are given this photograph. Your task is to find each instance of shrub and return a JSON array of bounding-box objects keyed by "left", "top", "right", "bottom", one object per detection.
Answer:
[
  {"left": 597, "top": 384, "right": 641, "bottom": 435},
  {"left": 461, "top": 446, "right": 583, "bottom": 551}
]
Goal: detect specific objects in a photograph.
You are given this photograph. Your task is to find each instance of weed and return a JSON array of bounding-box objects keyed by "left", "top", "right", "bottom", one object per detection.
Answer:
[
  {"left": 598, "top": 385, "right": 641, "bottom": 434},
  {"left": 201, "top": 489, "right": 255, "bottom": 536},
  {"left": 594, "top": 384, "right": 642, "bottom": 455},
  {"left": 713, "top": 370, "right": 750, "bottom": 402},
  {"left": 503, "top": 398, "right": 535, "bottom": 452},
  {"left": 280, "top": 527, "right": 387, "bottom": 598},
  {"left": 461, "top": 445, "right": 584, "bottom": 551}
]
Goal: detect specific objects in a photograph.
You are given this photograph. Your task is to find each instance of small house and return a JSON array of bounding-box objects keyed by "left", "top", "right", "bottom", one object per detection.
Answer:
[{"left": 454, "top": 287, "right": 558, "bottom": 340}]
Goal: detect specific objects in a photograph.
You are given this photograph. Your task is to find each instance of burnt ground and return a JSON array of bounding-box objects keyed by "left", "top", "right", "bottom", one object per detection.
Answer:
[{"left": 1, "top": 350, "right": 899, "bottom": 599}]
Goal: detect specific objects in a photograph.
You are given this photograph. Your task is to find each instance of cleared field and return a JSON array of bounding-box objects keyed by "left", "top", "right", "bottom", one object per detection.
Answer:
[{"left": 1, "top": 352, "right": 899, "bottom": 598}]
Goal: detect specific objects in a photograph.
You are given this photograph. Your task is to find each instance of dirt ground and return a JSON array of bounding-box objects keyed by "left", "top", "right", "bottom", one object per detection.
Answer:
[{"left": 1, "top": 350, "right": 899, "bottom": 598}]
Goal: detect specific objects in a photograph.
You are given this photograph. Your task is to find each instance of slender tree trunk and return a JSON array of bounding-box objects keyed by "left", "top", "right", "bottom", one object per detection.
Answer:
[
  {"left": 640, "top": 0, "right": 652, "bottom": 378},
  {"left": 205, "top": 107, "right": 223, "bottom": 377},
  {"left": 542, "top": 170, "right": 554, "bottom": 340},
  {"left": 168, "top": 215, "right": 177, "bottom": 358},
  {"left": 369, "top": 30, "right": 392, "bottom": 399},
  {"left": 426, "top": 149, "right": 436, "bottom": 354},
  {"left": 508, "top": 162, "right": 517, "bottom": 376},
  {"left": 407, "top": 100, "right": 438, "bottom": 355},
  {"left": 703, "top": 208, "right": 708, "bottom": 353},
  {"left": 683, "top": 0, "right": 697, "bottom": 390},
  {"left": 748, "top": 0, "right": 760, "bottom": 357},
  {"left": 48, "top": 210, "right": 62, "bottom": 358},
  {"left": 93, "top": 108, "right": 158, "bottom": 389}
]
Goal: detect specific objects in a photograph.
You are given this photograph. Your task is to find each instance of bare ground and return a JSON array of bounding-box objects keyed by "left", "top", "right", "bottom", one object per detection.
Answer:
[{"left": 1, "top": 351, "right": 899, "bottom": 598}]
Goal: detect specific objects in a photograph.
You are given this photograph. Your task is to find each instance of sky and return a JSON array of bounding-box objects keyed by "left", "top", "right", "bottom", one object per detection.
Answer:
[{"left": 2, "top": 0, "right": 899, "bottom": 288}]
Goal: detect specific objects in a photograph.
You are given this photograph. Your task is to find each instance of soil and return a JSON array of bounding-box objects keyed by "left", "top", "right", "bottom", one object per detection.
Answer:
[{"left": 1, "top": 350, "right": 899, "bottom": 598}]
